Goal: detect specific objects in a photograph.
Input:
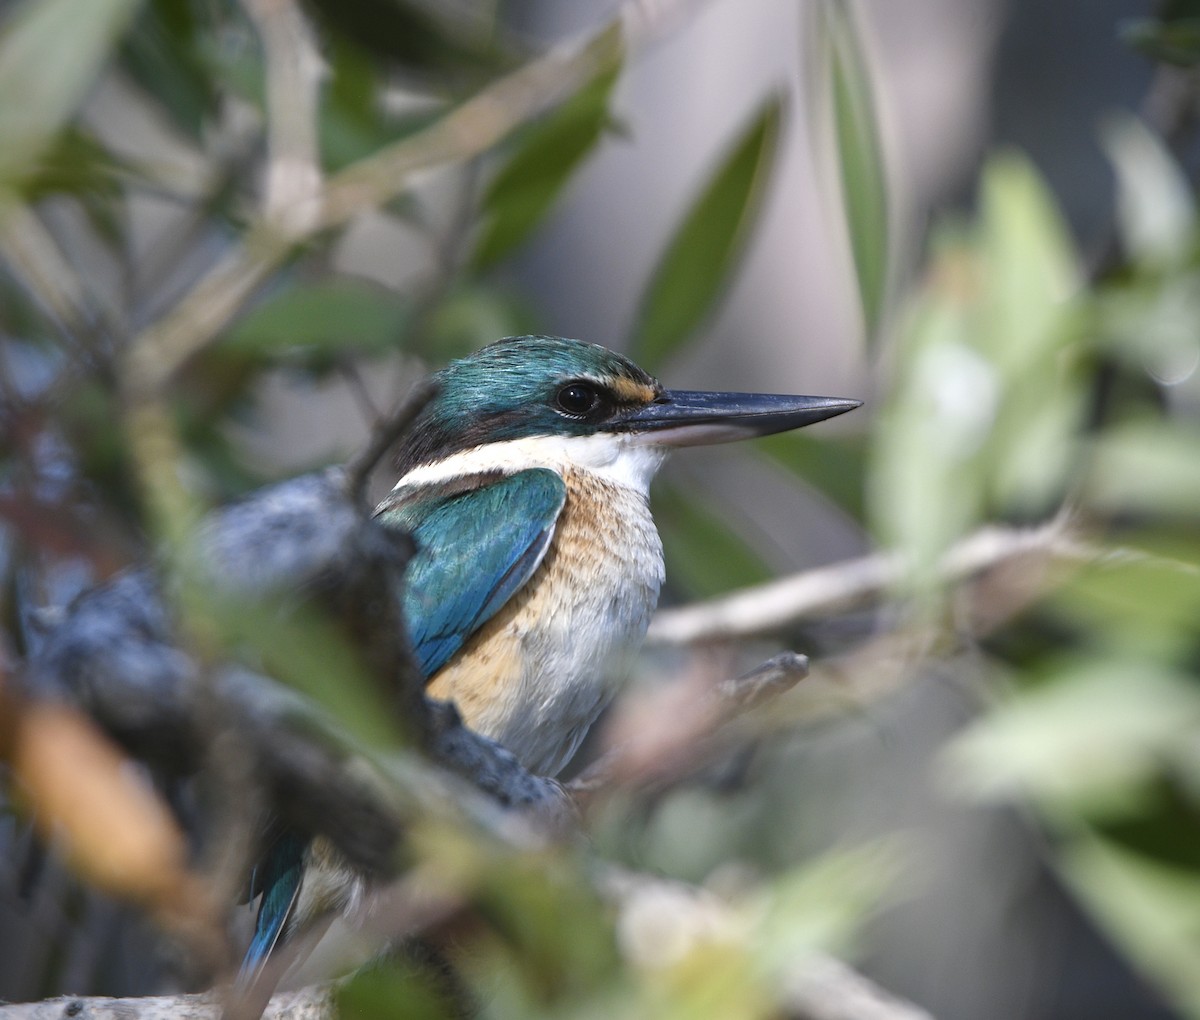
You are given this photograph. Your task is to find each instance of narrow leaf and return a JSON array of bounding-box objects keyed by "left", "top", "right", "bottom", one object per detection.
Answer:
[
  {"left": 818, "top": 0, "right": 889, "bottom": 338},
  {"left": 118, "top": 0, "right": 218, "bottom": 141},
  {"left": 472, "top": 29, "right": 622, "bottom": 270},
  {"left": 756, "top": 431, "right": 867, "bottom": 519},
  {"left": 655, "top": 479, "right": 772, "bottom": 598},
  {"left": 221, "top": 281, "right": 411, "bottom": 361},
  {"left": 0, "top": 0, "right": 142, "bottom": 189},
  {"left": 630, "top": 97, "right": 784, "bottom": 372}
]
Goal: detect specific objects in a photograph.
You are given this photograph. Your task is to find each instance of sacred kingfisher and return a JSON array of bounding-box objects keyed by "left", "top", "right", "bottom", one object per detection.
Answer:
[{"left": 241, "top": 335, "right": 859, "bottom": 980}]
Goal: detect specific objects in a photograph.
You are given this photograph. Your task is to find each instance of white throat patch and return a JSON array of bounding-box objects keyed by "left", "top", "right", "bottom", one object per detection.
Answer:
[{"left": 395, "top": 433, "right": 668, "bottom": 494}]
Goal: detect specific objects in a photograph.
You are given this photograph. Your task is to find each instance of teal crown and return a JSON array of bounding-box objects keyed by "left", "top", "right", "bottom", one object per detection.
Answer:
[{"left": 396, "top": 336, "right": 661, "bottom": 474}]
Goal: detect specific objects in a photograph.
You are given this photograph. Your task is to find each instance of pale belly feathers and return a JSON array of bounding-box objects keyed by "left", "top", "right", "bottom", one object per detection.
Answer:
[{"left": 427, "top": 468, "right": 663, "bottom": 776}]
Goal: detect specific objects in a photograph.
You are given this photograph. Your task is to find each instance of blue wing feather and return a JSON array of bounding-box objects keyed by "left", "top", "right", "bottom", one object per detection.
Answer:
[
  {"left": 377, "top": 468, "right": 567, "bottom": 677},
  {"left": 239, "top": 470, "right": 565, "bottom": 979},
  {"left": 238, "top": 831, "right": 306, "bottom": 986}
]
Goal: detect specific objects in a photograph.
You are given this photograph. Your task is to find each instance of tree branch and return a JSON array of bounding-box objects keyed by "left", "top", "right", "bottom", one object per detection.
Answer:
[{"left": 646, "top": 516, "right": 1090, "bottom": 645}]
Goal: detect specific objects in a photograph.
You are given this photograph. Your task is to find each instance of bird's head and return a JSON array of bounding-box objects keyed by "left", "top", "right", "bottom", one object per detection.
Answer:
[{"left": 395, "top": 336, "right": 860, "bottom": 487}]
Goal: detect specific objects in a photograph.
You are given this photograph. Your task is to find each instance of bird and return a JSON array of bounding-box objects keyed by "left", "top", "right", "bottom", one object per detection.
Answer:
[{"left": 239, "top": 335, "right": 859, "bottom": 982}]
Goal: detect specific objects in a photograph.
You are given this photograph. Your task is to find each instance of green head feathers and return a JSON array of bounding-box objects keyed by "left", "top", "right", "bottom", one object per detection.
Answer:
[{"left": 396, "top": 336, "right": 663, "bottom": 474}]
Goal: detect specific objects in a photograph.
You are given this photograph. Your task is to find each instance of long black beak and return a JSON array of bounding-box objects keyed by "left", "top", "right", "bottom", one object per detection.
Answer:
[{"left": 616, "top": 390, "right": 862, "bottom": 448}]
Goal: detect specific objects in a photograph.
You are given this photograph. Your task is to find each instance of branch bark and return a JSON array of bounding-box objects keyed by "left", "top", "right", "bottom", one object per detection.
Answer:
[{"left": 646, "top": 516, "right": 1089, "bottom": 645}]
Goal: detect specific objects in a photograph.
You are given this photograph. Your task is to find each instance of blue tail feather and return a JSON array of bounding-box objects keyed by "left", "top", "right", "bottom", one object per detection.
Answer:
[{"left": 238, "top": 832, "right": 307, "bottom": 986}]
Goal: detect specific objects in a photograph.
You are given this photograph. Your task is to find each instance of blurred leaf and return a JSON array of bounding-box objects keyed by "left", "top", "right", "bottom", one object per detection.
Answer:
[
  {"left": 474, "top": 851, "right": 618, "bottom": 1005},
  {"left": 304, "top": 0, "right": 509, "bottom": 81},
  {"left": 472, "top": 37, "right": 622, "bottom": 270},
  {"left": 20, "top": 129, "right": 124, "bottom": 202},
  {"left": 1046, "top": 536, "right": 1200, "bottom": 660},
  {"left": 942, "top": 657, "right": 1200, "bottom": 820},
  {"left": 422, "top": 283, "right": 541, "bottom": 360},
  {"left": 1121, "top": 17, "right": 1200, "bottom": 67},
  {"left": 0, "top": 0, "right": 142, "bottom": 189},
  {"left": 630, "top": 97, "right": 784, "bottom": 372},
  {"left": 8, "top": 701, "right": 194, "bottom": 910},
  {"left": 654, "top": 479, "right": 772, "bottom": 599},
  {"left": 1064, "top": 834, "right": 1200, "bottom": 1019},
  {"left": 336, "top": 956, "right": 454, "bottom": 1020},
  {"left": 816, "top": 0, "right": 889, "bottom": 338},
  {"left": 220, "top": 281, "right": 411, "bottom": 370},
  {"left": 118, "top": 0, "right": 219, "bottom": 141},
  {"left": 1086, "top": 421, "right": 1200, "bottom": 517},
  {"left": 652, "top": 475, "right": 772, "bottom": 595},
  {"left": 201, "top": 592, "right": 405, "bottom": 752},
  {"left": 871, "top": 155, "right": 1083, "bottom": 586},
  {"left": 754, "top": 841, "right": 898, "bottom": 969},
  {"left": 320, "top": 36, "right": 448, "bottom": 172},
  {"left": 1095, "top": 271, "right": 1200, "bottom": 388},
  {"left": 755, "top": 431, "right": 867, "bottom": 519},
  {"left": 20, "top": 128, "right": 130, "bottom": 245},
  {"left": 1101, "top": 115, "right": 1194, "bottom": 267}
]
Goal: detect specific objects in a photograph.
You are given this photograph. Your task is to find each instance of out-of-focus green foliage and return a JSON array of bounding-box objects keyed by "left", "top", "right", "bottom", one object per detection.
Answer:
[
  {"left": 654, "top": 479, "right": 774, "bottom": 598},
  {"left": 473, "top": 33, "right": 623, "bottom": 270},
  {"left": 911, "top": 120, "right": 1200, "bottom": 1020},
  {"left": 1122, "top": 16, "right": 1200, "bottom": 66},
  {"left": 218, "top": 281, "right": 412, "bottom": 371},
  {"left": 629, "top": 97, "right": 783, "bottom": 372},
  {"left": 815, "top": 0, "right": 890, "bottom": 339},
  {"left": 0, "top": 0, "right": 141, "bottom": 190},
  {"left": 870, "top": 154, "right": 1084, "bottom": 588}
]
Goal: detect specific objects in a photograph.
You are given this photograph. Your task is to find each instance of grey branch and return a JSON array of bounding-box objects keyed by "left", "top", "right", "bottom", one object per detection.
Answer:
[
  {"left": 0, "top": 988, "right": 332, "bottom": 1020},
  {"left": 647, "top": 517, "right": 1087, "bottom": 645}
]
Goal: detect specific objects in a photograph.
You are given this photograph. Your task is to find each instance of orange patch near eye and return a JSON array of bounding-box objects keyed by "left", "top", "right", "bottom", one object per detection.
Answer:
[{"left": 609, "top": 379, "right": 660, "bottom": 405}]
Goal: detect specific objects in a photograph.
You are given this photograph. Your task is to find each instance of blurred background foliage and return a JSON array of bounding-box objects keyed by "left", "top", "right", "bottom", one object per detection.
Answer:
[{"left": 2, "top": 0, "right": 1200, "bottom": 1018}]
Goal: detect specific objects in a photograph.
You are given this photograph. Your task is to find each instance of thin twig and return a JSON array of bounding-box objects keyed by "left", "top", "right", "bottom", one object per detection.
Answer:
[
  {"left": 568, "top": 651, "right": 810, "bottom": 801},
  {"left": 345, "top": 378, "right": 440, "bottom": 508},
  {"left": 647, "top": 517, "right": 1090, "bottom": 645},
  {"left": 119, "top": 13, "right": 627, "bottom": 400},
  {"left": 241, "top": 0, "right": 324, "bottom": 234}
]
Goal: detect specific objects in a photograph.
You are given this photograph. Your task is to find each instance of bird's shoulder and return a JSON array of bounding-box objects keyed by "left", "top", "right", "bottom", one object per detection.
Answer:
[{"left": 373, "top": 467, "right": 568, "bottom": 678}]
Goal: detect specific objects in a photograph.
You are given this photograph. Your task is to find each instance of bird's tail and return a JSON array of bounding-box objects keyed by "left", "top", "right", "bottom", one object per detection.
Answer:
[{"left": 237, "top": 831, "right": 307, "bottom": 989}]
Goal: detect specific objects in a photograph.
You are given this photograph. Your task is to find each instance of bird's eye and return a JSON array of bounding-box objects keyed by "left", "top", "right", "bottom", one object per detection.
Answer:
[{"left": 555, "top": 382, "right": 600, "bottom": 417}]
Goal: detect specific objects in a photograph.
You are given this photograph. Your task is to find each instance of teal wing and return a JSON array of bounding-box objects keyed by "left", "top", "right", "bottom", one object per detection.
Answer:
[{"left": 375, "top": 468, "right": 567, "bottom": 678}]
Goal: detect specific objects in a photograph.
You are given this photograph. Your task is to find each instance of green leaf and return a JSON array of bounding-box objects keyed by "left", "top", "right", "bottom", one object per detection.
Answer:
[
  {"left": 422, "top": 283, "right": 540, "bottom": 361},
  {"left": 1100, "top": 115, "right": 1194, "bottom": 267},
  {"left": 472, "top": 33, "right": 622, "bottom": 270},
  {"left": 942, "top": 657, "right": 1200, "bottom": 820},
  {"left": 319, "top": 36, "right": 447, "bottom": 173},
  {"left": 1121, "top": 17, "right": 1200, "bottom": 67},
  {"left": 630, "top": 97, "right": 784, "bottom": 372},
  {"left": 1063, "top": 835, "right": 1200, "bottom": 1018},
  {"left": 817, "top": 0, "right": 889, "bottom": 337},
  {"left": 118, "top": 0, "right": 218, "bottom": 141},
  {"left": 19, "top": 128, "right": 130, "bottom": 245},
  {"left": 220, "top": 281, "right": 411, "bottom": 365},
  {"left": 336, "top": 957, "right": 454, "bottom": 1020},
  {"left": 1047, "top": 536, "right": 1200, "bottom": 660},
  {"left": 654, "top": 479, "right": 772, "bottom": 599},
  {"left": 0, "top": 0, "right": 142, "bottom": 190},
  {"left": 755, "top": 431, "right": 867, "bottom": 520},
  {"left": 869, "top": 155, "right": 1083, "bottom": 588},
  {"left": 1086, "top": 421, "right": 1200, "bottom": 517}
]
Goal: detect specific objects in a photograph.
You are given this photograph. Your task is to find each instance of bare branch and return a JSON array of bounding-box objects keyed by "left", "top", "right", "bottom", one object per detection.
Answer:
[
  {"left": 345, "top": 378, "right": 440, "bottom": 508},
  {"left": 647, "top": 517, "right": 1091, "bottom": 645},
  {"left": 241, "top": 0, "right": 324, "bottom": 233},
  {"left": 0, "top": 987, "right": 333, "bottom": 1020},
  {"left": 569, "top": 651, "right": 809, "bottom": 801},
  {"left": 314, "top": 22, "right": 622, "bottom": 229}
]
